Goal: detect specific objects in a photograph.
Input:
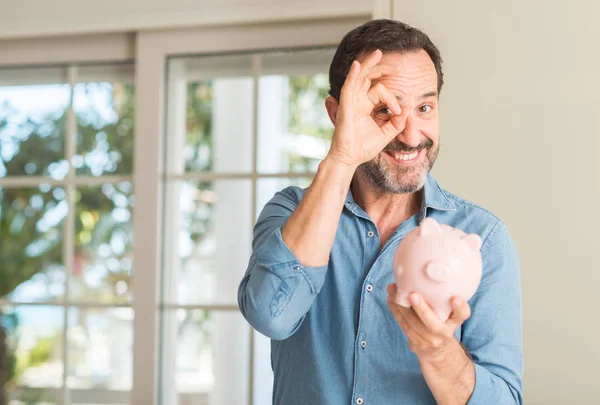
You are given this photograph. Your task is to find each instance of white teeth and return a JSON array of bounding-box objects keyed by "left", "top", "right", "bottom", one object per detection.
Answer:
[{"left": 393, "top": 151, "right": 418, "bottom": 161}]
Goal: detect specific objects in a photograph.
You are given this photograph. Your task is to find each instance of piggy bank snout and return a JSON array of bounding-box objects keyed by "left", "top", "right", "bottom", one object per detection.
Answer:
[{"left": 425, "top": 261, "right": 450, "bottom": 283}]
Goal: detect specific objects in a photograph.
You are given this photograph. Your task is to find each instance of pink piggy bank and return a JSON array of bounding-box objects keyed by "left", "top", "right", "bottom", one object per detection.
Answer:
[{"left": 392, "top": 217, "right": 483, "bottom": 322}]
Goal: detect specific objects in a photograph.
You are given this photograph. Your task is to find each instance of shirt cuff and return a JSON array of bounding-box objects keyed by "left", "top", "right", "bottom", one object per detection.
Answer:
[
  {"left": 468, "top": 363, "right": 520, "bottom": 405},
  {"left": 467, "top": 363, "right": 489, "bottom": 405}
]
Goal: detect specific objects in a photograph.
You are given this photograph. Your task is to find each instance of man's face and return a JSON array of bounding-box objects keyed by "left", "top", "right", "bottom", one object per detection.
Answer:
[{"left": 359, "top": 50, "right": 440, "bottom": 194}]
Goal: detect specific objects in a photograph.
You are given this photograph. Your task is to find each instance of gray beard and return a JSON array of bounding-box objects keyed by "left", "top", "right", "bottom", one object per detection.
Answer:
[{"left": 358, "top": 144, "right": 439, "bottom": 194}]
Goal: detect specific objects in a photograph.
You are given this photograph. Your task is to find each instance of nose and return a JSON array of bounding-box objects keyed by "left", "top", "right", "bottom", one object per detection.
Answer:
[
  {"left": 395, "top": 115, "right": 421, "bottom": 148},
  {"left": 425, "top": 261, "right": 450, "bottom": 283}
]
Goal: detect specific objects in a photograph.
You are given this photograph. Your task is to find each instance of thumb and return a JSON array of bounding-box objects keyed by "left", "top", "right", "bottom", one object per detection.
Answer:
[
  {"left": 380, "top": 113, "right": 407, "bottom": 141},
  {"left": 386, "top": 283, "right": 397, "bottom": 296}
]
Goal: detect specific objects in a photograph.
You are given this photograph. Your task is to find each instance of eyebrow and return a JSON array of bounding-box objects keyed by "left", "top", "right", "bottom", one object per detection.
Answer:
[{"left": 394, "top": 91, "right": 438, "bottom": 101}]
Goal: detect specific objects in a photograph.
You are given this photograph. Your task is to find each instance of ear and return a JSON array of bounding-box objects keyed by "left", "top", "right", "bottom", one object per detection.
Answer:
[
  {"left": 325, "top": 95, "right": 339, "bottom": 126},
  {"left": 419, "top": 217, "right": 443, "bottom": 237},
  {"left": 462, "top": 234, "right": 482, "bottom": 251}
]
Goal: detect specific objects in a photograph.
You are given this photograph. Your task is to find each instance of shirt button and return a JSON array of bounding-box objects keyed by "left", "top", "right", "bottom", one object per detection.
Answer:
[
  {"left": 356, "top": 398, "right": 364, "bottom": 405},
  {"left": 366, "top": 284, "right": 373, "bottom": 293},
  {"left": 360, "top": 340, "right": 367, "bottom": 349},
  {"left": 367, "top": 231, "right": 374, "bottom": 237}
]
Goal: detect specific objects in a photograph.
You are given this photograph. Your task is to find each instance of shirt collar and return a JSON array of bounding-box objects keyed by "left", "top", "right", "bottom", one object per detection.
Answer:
[
  {"left": 422, "top": 172, "right": 456, "bottom": 212},
  {"left": 344, "top": 172, "right": 456, "bottom": 215}
]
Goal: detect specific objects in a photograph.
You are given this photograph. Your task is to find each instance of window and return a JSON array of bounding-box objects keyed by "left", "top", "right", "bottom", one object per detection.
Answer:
[
  {"left": 0, "top": 63, "right": 135, "bottom": 405},
  {"left": 0, "top": 16, "right": 369, "bottom": 405},
  {"left": 160, "top": 47, "right": 335, "bottom": 404}
]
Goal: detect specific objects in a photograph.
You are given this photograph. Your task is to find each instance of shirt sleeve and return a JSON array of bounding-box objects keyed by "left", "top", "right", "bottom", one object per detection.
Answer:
[
  {"left": 237, "top": 187, "right": 329, "bottom": 340},
  {"left": 463, "top": 220, "right": 524, "bottom": 405}
]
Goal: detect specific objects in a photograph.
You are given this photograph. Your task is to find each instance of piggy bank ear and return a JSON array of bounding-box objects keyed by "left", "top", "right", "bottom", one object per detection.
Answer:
[
  {"left": 419, "top": 217, "right": 443, "bottom": 237},
  {"left": 463, "top": 234, "right": 482, "bottom": 251}
]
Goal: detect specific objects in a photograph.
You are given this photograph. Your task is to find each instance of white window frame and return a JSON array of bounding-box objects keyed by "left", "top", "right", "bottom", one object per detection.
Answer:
[{"left": 0, "top": 33, "right": 135, "bottom": 67}]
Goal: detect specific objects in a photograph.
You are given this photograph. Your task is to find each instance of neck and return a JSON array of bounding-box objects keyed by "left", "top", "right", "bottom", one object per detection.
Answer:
[{"left": 350, "top": 172, "right": 423, "bottom": 225}]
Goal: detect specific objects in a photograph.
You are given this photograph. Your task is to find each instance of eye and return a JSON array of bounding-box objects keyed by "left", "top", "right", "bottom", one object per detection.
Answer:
[
  {"left": 419, "top": 105, "right": 432, "bottom": 113},
  {"left": 373, "top": 106, "right": 393, "bottom": 120}
]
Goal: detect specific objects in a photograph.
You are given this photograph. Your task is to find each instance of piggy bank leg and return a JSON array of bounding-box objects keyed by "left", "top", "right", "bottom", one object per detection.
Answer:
[
  {"left": 393, "top": 266, "right": 411, "bottom": 307},
  {"left": 394, "top": 286, "right": 411, "bottom": 308}
]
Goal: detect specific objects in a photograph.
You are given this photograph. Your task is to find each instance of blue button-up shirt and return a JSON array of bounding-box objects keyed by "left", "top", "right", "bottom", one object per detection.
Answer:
[{"left": 238, "top": 173, "right": 523, "bottom": 405}]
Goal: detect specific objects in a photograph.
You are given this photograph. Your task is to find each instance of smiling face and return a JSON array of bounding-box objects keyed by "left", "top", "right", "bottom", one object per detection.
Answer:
[{"left": 359, "top": 50, "right": 440, "bottom": 194}]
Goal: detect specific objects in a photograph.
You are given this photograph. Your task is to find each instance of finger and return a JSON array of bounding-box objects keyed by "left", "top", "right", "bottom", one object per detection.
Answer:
[
  {"left": 446, "top": 296, "right": 472, "bottom": 329},
  {"left": 361, "top": 49, "right": 383, "bottom": 69},
  {"left": 339, "top": 60, "right": 362, "bottom": 101},
  {"left": 365, "top": 64, "right": 400, "bottom": 80},
  {"left": 393, "top": 300, "right": 431, "bottom": 343},
  {"left": 342, "top": 51, "right": 382, "bottom": 97},
  {"left": 408, "top": 293, "right": 446, "bottom": 334},
  {"left": 388, "top": 293, "right": 424, "bottom": 332},
  {"left": 358, "top": 64, "right": 402, "bottom": 92},
  {"left": 386, "top": 283, "right": 397, "bottom": 297},
  {"left": 367, "top": 83, "right": 402, "bottom": 115},
  {"left": 380, "top": 111, "right": 408, "bottom": 140},
  {"left": 387, "top": 296, "right": 412, "bottom": 332},
  {"left": 342, "top": 51, "right": 387, "bottom": 99}
]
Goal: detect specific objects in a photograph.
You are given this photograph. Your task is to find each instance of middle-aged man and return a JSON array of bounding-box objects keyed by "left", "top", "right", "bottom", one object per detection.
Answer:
[{"left": 238, "top": 19, "right": 523, "bottom": 405}]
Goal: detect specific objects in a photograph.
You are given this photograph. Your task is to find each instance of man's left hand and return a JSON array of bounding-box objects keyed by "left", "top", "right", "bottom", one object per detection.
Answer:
[{"left": 386, "top": 283, "right": 471, "bottom": 363}]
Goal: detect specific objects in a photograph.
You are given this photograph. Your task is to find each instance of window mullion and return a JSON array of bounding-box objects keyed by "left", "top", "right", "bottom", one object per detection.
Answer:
[
  {"left": 61, "top": 64, "right": 78, "bottom": 405},
  {"left": 131, "top": 33, "right": 165, "bottom": 405},
  {"left": 248, "top": 53, "right": 263, "bottom": 405}
]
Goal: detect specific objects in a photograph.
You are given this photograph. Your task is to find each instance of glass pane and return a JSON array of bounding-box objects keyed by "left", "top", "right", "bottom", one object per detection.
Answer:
[
  {"left": 256, "top": 177, "right": 313, "bottom": 219},
  {"left": 71, "top": 183, "right": 133, "bottom": 304},
  {"left": 0, "top": 67, "right": 70, "bottom": 179},
  {"left": 2, "top": 305, "right": 63, "bottom": 404},
  {"left": 162, "top": 180, "right": 251, "bottom": 305},
  {"left": 160, "top": 310, "right": 249, "bottom": 405},
  {"left": 166, "top": 54, "right": 254, "bottom": 174},
  {"left": 257, "top": 48, "right": 335, "bottom": 174},
  {"left": 67, "top": 307, "right": 133, "bottom": 404},
  {"left": 0, "top": 187, "right": 65, "bottom": 302},
  {"left": 8, "top": 390, "right": 58, "bottom": 405},
  {"left": 74, "top": 65, "right": 135, "bottom": 176}
]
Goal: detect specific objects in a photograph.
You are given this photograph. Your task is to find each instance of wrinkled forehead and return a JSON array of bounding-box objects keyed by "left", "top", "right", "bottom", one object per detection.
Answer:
[{"left": 370, "top": 50, "right": 438, "bottom": 98}]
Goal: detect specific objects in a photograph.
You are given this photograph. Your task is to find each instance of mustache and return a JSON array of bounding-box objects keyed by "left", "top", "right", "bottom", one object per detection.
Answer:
[{"left": 383, "top": 139, "right": 434, "bottom": 153}]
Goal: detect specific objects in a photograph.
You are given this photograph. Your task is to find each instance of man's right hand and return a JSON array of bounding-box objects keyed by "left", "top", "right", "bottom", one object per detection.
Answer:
[
  {"left": 327, "top": 49, "right": 408, "bottom": 168},
  {"left": 280, "top": 50, "right": 407, "bottom": 267}
]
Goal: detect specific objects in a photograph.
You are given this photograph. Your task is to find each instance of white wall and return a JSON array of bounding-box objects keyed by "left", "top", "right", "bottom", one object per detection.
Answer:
[
  {"left": 0, "top": 0, "right": 371, "bottom": 39},
  {"left": 393, "top": 1, "right": 600, "bottom": 404}
]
